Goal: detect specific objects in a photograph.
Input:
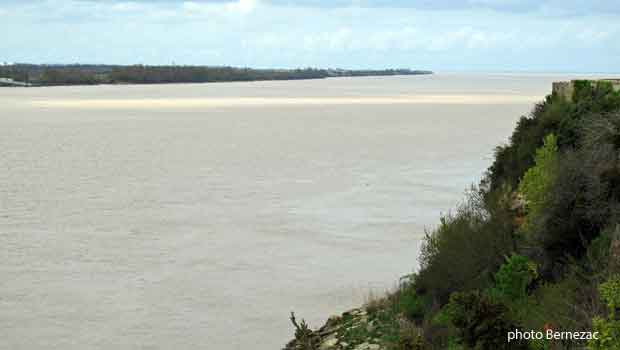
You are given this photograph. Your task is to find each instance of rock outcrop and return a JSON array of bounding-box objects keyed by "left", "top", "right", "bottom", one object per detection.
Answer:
[{"left": 284, "top": 308, "right": 389, "bottom": 350}]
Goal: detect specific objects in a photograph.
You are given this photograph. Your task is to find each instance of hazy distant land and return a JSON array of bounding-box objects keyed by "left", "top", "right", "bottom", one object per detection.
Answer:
[{"left": 0, "top": 63, "right": 432, "bottom": 87}]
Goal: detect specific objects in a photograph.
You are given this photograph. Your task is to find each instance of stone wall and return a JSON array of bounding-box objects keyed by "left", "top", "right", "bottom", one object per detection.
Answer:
[
  {"left": 552, "top": 79, "right": 620, "bottom": 102},
  {"left": 552, "top": 81, "right": 574, "bottom": 101}
]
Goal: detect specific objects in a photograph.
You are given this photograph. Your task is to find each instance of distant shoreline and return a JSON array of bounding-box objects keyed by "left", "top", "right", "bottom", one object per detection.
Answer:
[{"left": 0, "top": 64, "right": 433, "bottom": 88}]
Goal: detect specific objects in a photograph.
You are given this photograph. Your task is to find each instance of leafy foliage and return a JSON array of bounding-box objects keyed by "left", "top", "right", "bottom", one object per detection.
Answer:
[
  {"left": 417, "top": 188, "right": 515, "bottom": 305},
  {"left": 398, "top": 285, "right": 430, "bottom": 321},
  {"left": 489, "top": 255, "right": 538, "bottom": 302},
  {"left": 445, "top": 291, "right": 526, "bottom": 350},
  {"left": 518, "top": 134, "right": 558, "bottom": 230},
  {"left": 588, "top": 277, "right": 620, "bottom": 350},
  {"left": 589, "top": 316, "right": 620, "bottom": 350},
  {"left": 599, "top": 277, "right": 620, "bottom": 317},
  {"left": 487, "top": 81, "right": 620, "bottom": 193},
  {"left": 521, "top": 278, "right": 583, "bottom": 335}
]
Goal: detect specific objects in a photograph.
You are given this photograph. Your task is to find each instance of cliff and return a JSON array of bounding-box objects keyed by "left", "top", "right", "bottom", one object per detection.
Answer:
[{"left": 284, "top": 79, "right": 620, "bottom": 350}]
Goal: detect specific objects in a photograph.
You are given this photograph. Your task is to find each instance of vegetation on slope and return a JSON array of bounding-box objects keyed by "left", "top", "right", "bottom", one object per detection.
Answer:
[{"left": 287, "top": 80, "right": 620, "bottom": 350}]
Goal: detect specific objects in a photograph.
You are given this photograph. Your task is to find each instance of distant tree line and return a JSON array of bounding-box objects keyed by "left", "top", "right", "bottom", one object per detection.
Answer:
[
  {"left": 0, "top": 64, "right": 432, "bottom": 86},
  {"left": 107, "top": 66, "right": 330, "bottom": 84}
]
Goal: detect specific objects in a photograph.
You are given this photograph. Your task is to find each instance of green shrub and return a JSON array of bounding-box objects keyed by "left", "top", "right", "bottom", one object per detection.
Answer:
[
  {"left": 490, "top": 255, "right": 538, "bottom": 302},
  {"left": 417, "top": 187, "right": 515, "bottom": 305},
  {"left": 518, "top": 134, "right": 558, "bottom": 231},
  {"left": 486, "top": 96, "right": 573, "bottom": 192},
  {"left": 487, "top": 82, "right": 620, "bottom": 192},
  {"left": 522, "top": 114, "right": 620, "bottom": 270},
  {"left": 589, "top": 316, "right": 620, "bottom": 350},
  {"left": 588, "top": 277, "right": 620, "bottom": 350},
  {"left": 394, "top": 320, "right": 425, "bottom": 350},
  {"left": 444, "top": 291, "right": 526, "bottom": 350},
  {"left": 599, "top": 277, "right": 620, "bottom": 317},
  {"left": 520, "top": 278, "right": 581, "bottom": 334},
  {"left": 488, "top": 114, "right": 546, "bottom": 192},
  {"left": 399, "top": 287, "right": 429, "bottom": 321},
  {"left": 570, "top": 227, "right": 615, "bottom": 287}
]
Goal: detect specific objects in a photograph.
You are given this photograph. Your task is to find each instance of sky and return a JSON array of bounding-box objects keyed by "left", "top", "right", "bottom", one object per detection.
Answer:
[{"left": 1, "top": 0, "right": 619, "bottom": 72}]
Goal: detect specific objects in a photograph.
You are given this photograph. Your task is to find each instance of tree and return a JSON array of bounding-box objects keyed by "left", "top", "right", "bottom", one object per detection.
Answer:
[{"left": 518, "top": 133, "right": 559, "bottom": 231}]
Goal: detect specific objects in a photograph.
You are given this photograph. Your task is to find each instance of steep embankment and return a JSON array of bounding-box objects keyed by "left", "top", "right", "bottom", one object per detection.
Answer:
[{"left": 285, "top": 79, "right": 620, "bottom": 350}]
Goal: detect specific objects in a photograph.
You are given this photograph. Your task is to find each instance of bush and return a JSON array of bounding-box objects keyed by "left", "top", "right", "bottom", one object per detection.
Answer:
[
  {"left": 487, "top": 83, "right": 620, "bottom": 193},
  {"left": 590, "top": 316, "right": 620, "bottom": 350},
  {"left": 521, "top": 278, "right": 582, "bottom": 334},
  {"left": 398, "top": 286, "right": 430, "bottom": 321},
  {"left": 489, "top": 255, "right": 538, "bottom": 302},
  {"left": 488, "top": 114, "right": 546, "bottom": 192},
  {"left": 518, "top": 133, "right": 559, "bottom": 232},
  {"left": 444, "top": 291, "right": 526, "bottom": 350},
  {"left": 599, "top": 277, "right": 620, "bottom": 317},
  {"left": 417, "top": 188, "right": 515, "bottom": 305},
  {"left": 487, "top": 96, "right": 573, "bottom": 192},
  {"left": 395, "top": 319, "right": 425, "bottom": 350},
  {"left": 521, "top": 113, "right": 620, "bottom": 274},
  {"left": 588, "top": 277, "right": 620, "bottom": 350}
]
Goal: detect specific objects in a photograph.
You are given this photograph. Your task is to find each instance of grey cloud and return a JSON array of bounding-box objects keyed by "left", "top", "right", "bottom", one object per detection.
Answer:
[
  {"left": 2, "top": 0, "right": 619, "bottom": 15},
  {"left": 268, "top": 0, "right": 620, "bottom": 15}
]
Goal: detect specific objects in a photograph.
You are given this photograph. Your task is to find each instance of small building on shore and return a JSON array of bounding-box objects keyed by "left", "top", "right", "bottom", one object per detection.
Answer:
[{"left": 0, "top": 77, "right": 31, "bottom": 87}]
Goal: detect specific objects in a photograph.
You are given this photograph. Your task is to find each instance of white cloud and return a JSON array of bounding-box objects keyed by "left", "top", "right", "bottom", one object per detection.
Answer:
[
  {"left": 0, "top": 0, "right": 618, "bottom": 72},
  {"left": 576, "top": 28, "right": 611, "bottom": 45},
  {"left": 226, "top": 0, "right": 258, "bottom": 13}
]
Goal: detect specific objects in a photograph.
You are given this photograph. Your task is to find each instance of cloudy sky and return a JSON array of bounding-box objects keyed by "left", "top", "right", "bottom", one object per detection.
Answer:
[{"left": 1, "top": 0, "right": 619, "bottom": 72}]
